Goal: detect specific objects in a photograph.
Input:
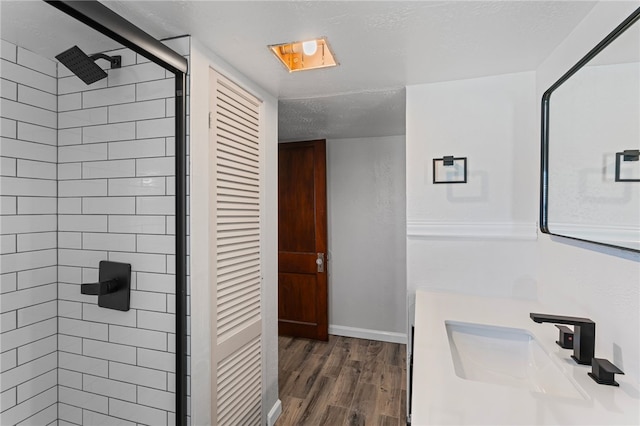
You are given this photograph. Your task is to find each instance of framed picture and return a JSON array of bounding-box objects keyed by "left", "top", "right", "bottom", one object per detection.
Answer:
[{"left": 433, "top": 156, "right": 467, "bottom": 184}]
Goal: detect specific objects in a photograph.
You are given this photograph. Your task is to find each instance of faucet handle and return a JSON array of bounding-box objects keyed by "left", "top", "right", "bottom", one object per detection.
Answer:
[
  {"left": 555, "top": 325, "right": 574, "bottom": 349},
  {"left": 588, "top": 358, "right": 624, "bottom": 386}
]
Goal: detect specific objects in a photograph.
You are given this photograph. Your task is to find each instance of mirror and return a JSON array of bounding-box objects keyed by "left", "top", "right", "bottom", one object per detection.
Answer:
[{"left": 541, "top": 7, "right": 640, "bottom": 252}]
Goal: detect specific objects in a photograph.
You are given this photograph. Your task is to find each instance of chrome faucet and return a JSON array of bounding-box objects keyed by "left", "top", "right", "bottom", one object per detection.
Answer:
[{"left": 530, "top": 313, "right": 595, "bottom": 365}]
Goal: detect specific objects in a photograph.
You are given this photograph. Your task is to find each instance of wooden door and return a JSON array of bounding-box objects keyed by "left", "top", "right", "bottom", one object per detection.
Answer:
[{"left": 278, "top": 140, "right": 328, "bottom": 341}]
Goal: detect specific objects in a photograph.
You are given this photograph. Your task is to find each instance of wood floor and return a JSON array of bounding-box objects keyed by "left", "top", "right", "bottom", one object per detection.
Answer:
[{"left": 276, "top": 335, "right": 407, "bottom": 426}]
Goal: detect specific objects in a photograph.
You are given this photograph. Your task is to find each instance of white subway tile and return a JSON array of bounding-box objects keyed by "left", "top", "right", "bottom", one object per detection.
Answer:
[
  {"left": 0, "top": 322, "right": 56, "bottom": 360},
  {"left": 108, "top": 138, "right": 165, "bottom": 159},
  {"left": 83, "top": 339, "right": 136, "bottom": 365},
  {"left": 1, "top": 60, "right": 56, "bottom": 94},
  {"left": 17, "top": 266, "right": 56, "bottom": 289},
  {"left": 58, "top": 266, "right": 81, "bottom": 283},
  {"left": 1, "top": 138, "right": 56, "bottom": 162},
  {"left": 82, "top": 122, "right": 135, "bottom": 144},
  {"left": 137, "top": 386, "right": 175, "bottom": 412},
  {"left": 0, "top": 176, "right": 56, "bottom": 196},
  {"left": 16, "top": 159, "right": 56, "bottom": 179},
  {"left": 0, "top": 283, "right": 56, "bottom": 312},
  {"left": 130, "top": 290, "right": 166, "bottom": 312},
  {"left": 1, "top": 117, "right": 17, "bottom": 138},
  {"left": 1, "top": 156, "right": 16, "bottom": 176},
  {"left": 107, "top": 215, "right": 165, "bottom": 234},
  {"left": 136, "top": 157, "right": 174, "bottom": 177},
  {"left": 59, "top": 215, "right": 107, "bottom": 232},
  {"left": 108, "top": 62, "right": 165, "bottom": 87},
  {"left": 59, "top": 354, "right": 110, "bottom": 382},
  {"left": 58, "top": 128, "right": 82, "bottom": 146},
  {"left": 0, "top": 250, "right": 57, "bottom": 274},
  {"left": 0, "top": 388, "right": 16, "bottom": 412},
  {"left": 59, "top": 369, "right": 82, "bottom": 389},
  {"left": 16, "top": 198, "right": 56, "bottom": 215},
  {"left": 82, "top": 303, "right": 136, "bottom": 327},
  {"left": 82, "top": 266, "right": 98, "bottom": 283},
  {"left": 17, "top": 47, "right": 56, "bottom": 77},
  {"left": 59, "top": 387, "right": 108, "bottom": 414},
  {"left": 17, "top": 85, "right": 56, "bottom": 111},
  {"left": 109, "top": 325, "right": 166, "bottom": 351},
  {"left": 59, "top": 75, "right": 107, "bottom": 95},
  {"left": 58, "top": 402, "right": 82, "bottom": 425},
  {"left": 108, "top": 99, "right": 165, "bottom": 123},
  {"left": 1, "top": 196, "right": 17, "bottom": 214},
  {"left": 111, "top": 398, "right": 168, "bottom": 426},
  {"left": 17, "top": 399, "right": 57, "bottom": 426},
  {"left": 58, "top": 198, "right": 82, "bottom": 214},
  {"left": 0, "top": 387, "right": 56, "bottom": 426},
  {"left": 82, "top": 232, "right": 135, "bottom": 252},
  {"left": 137, "top": 348, "right": 174, "bottom": 372},
  {"left": 59, "top": 180, "right": 108, "bottom": 197},
  {"left": 0, "top": 348, "right": 57, "bottom": 392},
  {"left": 59, "top": 93, "right": 82, "bottom": 112},
  {"left": 18, "top": 335, "right": 57, "bottom": 364},
  {"left": 59, "top": 249, "right": 107, "bottom": 268},
  {"left": 1, "top": 272, "right": 18, "bottom": 295},
  {"left": 137, "top": 272, "right": 176, "bottom": 294},
  {"left": 16, "top": 122, "right": 56, "bottom": 146},
  {"left": 137, "top": 310, "right": 175, "bottom": 333},
  {"left": 58, "top": 283, "right": 94, "bottom": 304},
  {"left": 167, "top": 334, "right": 175, "bottom": 354},
  {"left": 16, "top": 231, "right": 56, "bottom": 252},
  {"left": 1, "top": 214, "right": 56, "bottom": 234},
  {"left": 1, "top": 40, "right": 17, "bottom": 62},
  {"left": 137, "top": 79, "right": 174, "bottom": 101},
  {"left": 1, "top": 98, "right": 56, "bottom": 128},
  {"left": 59, "top": 143, "right": 107, "bottom": 163},
  {"left": 136, "top": 235, "right": 175, "bottom": 255},
  {"left": 59, "top": 317, "right": 108, "bottom": 341},
  {"left": 83, "top": 374, "right": 136, "bottom": 402},
  {"left": 82, "top": 410, "right": 136, "bottom": 426},
  {"left": 83, "top": 84, "right": 135, "bottom": 108},
  {"left": 166, "top": 176, "right": 176, "bottom": 195},
  {"left": 59, "top": 300, "right": 82, "bottom": 319},
  {"left": 136, "top": 196, "right": 174, "bottom": 215},
  {"left": 109, "top": 362, "right": 167, "bottom": 390},
  {"left": 136, "top": 117, "right": 174, "bottom": 139},
  {"left": 0, "top": 310, "right": 16, "bottom": 332},
  {"left": 109, "top": 251, "right": 166, "bottom": 273},
  {"left": 1, "top": 78, "right": 18, "bottom": 101},
  {"left": 108, "top": 177, "right": 165, "bottom": 196},
  {"left": 1, "top": 349, "right": 17, "bottom": 373},
  {"left": 16, "top": 369, "right": 57, "bottom": 404},
  {"left": 58, "top": 335, "right": 82, "bottom": 354},
  {"left": 82, "top": 159, "right": 135, "bottom": 179},
  {"left": 58, "top": 163, "right": 82, "bottom": 180},
  {"left": 59, "top": 107, "right": 107, "bottom": 129},
  {"left": 17, "top": 299, "right": 57, "bottom": 327},
  {"left": 1, "top": 234, "right": 16, "bottom": 253},
  {"left": 166, "top": 218, "right": 175, "bottom": 235},
  {"left": 82, "top": 196, "right": 135, "bottom": 215},
  {"left": 167, "top": 294, "right": 175, "bottom": 314},
  {"left": 165, "top": 137, "right": 175, "bottom": 156}
]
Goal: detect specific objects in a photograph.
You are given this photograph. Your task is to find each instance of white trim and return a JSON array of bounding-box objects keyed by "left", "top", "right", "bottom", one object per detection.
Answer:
[
  {"left": 548, "top": 222, "right": 640, "bottom": 250},
  {"left": 407, "top": 221, "right": 537, "bottom": 240},
  {"left": 329, "top": 325, "right": 407, "bottom": 344},
  {"left": 267, "top": 399, "right": 282, "bottom": 426}
]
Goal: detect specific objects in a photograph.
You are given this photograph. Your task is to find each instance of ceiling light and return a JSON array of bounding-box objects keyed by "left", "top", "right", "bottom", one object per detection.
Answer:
[{"left": 269, "top": 37, "right": 337, "bottom": 73}]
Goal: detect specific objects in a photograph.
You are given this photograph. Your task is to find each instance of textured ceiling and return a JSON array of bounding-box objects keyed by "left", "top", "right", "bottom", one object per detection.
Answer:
[{"left": 1, "top": 1, "right": 599, "bottom": 141}]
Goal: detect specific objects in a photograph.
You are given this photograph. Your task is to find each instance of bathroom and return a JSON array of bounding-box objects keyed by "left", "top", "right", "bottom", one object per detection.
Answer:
[{"left": 1, "top": 1, "right": 639, "bottom": 425}]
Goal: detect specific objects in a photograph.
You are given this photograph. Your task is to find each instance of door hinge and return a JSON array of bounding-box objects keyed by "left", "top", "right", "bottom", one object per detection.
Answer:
[{"left": 208, "top": 112, "right": 212, "bottom": 129}]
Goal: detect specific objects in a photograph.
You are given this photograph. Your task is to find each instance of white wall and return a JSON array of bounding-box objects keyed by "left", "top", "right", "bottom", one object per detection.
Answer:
[
  {"left": 536, "top": 1, "right": 640, "bottom": 384},
  {"left": 327, "top": 136, "right": 406, "bottom": 341},
  {"left": 406, "top": 71, "right": 539, "bottom": 306},
  {"left": 189, "top": 39, "right": 279, "bottom": 426}
]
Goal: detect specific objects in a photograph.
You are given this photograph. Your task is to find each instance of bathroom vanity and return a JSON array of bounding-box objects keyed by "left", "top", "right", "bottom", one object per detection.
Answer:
[{"left": 410, "top": 290, "right": 640, "bottom": 425}]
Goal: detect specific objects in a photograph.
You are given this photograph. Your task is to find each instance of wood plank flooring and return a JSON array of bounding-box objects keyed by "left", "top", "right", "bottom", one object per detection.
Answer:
[{"left": 276, "top": 335, "right": 407, "bottom": 426}]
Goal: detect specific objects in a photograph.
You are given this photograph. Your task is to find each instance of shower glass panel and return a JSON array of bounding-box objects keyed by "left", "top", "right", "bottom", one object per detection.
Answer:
[{"left": 0, "top": 2, "right": 185, "bottom": 425}]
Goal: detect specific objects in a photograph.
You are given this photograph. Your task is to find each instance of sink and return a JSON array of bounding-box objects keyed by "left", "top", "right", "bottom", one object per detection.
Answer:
[{"left": 445, "top": 321, "right": 586, "bottom": 399}]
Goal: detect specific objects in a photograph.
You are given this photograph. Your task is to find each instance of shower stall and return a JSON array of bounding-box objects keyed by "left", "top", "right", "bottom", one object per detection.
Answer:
[{"left": 0, "top": 1, "right": 189, "bottom": 425}]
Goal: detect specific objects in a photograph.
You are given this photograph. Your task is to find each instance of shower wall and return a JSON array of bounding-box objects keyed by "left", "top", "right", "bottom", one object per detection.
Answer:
[
  {"left": 0, "top": 40, "right": 59, "bottom": 426},
  {"left": 55, "top": 43, "right": 182, "bottom": 425}
]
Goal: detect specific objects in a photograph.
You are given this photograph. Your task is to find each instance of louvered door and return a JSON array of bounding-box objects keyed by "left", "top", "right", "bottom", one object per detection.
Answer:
[{"left": 209, "top": 68, "right": 263, "bottom": 426}]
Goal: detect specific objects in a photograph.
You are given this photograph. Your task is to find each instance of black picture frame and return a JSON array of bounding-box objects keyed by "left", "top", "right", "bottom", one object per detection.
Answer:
[{"left": 433, "top": 156, "right": 467, "bottom": 184}]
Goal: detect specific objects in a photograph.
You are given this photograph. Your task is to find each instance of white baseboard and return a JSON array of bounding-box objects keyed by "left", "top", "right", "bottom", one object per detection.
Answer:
[
  {"left": 407, "top": 220, "right": 537, "bottom": 240},
  {"left": 329, "top": 325, "right": 407, "bottom": 344},
  {"left": 267, "top": 399, "right": 282, "bottom": 426}
]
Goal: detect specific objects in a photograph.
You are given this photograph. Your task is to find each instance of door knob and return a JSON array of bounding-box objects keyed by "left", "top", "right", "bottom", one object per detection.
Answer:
[{"left": 316, "top": 253, "right": 325, "bottom": 273}]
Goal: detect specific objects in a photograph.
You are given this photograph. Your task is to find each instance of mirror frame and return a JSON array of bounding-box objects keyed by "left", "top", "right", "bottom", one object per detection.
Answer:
[{"left": 540, "top": 7, "right": 640, "bottom": 253}]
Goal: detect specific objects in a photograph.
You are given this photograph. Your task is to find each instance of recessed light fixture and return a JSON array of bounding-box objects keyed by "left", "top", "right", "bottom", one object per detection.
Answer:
[{"left": 269, "top": 37, "right": 338, "bottom": 72}]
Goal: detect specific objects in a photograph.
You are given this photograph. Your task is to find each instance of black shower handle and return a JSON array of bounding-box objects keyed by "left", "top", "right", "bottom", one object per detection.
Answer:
[{"left": 81, "top": 279, "right": 120, "bottom": 296}]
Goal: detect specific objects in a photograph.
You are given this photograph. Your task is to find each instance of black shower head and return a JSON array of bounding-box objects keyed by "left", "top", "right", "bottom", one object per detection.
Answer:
[{"left": 55, "top": 45, "right": 121, "bottom": 85}]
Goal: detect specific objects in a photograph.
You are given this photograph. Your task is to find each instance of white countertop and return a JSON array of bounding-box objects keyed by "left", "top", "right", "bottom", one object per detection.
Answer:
[{"left": 411, "top": 290, "right": 640, "bottom": 425}]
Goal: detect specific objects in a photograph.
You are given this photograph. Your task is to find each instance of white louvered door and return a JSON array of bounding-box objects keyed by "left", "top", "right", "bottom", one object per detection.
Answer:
[{"left": 209, "top": 68, "right": 263, "bottom": 426}]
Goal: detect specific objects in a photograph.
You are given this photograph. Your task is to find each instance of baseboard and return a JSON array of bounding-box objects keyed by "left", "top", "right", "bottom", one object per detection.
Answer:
[
  {"left": 329, "top": 325, "right": 407, "bottom": 344},
  {"left": 267, "top": 399, "right": 282, "bottom": 426},
  {"left": 407, "top": 220, "right": 537, "bottom": 240}
]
